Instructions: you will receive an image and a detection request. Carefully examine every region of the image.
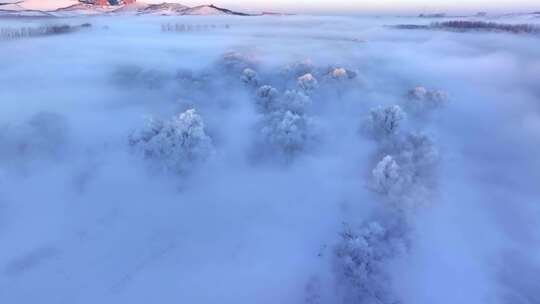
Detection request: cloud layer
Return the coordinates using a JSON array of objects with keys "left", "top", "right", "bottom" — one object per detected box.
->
[{"left": 0, "top": 15, "right": 539, "bottom": 304}]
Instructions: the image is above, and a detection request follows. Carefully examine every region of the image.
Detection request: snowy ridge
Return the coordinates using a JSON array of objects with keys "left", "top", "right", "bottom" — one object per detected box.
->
[
  {"left": 52, "top": 3, "right": 118, "bottom": 16},
  {"left": 0, "top": 1, "right": 254, "bottom": 17}
]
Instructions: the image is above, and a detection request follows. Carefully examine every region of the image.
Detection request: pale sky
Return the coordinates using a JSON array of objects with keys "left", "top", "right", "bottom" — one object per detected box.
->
[{"left": 144, "top": 0, "right": 540, "bottom": 14}]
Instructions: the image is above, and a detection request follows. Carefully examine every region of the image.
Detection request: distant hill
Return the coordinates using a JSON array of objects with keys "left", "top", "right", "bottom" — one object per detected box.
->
[
  {"left": 136, "top": 3, "right": 190, "bottom": 15},
  {"left": 180, "top": 4, "right": 251, "bottom": 16},
  {"left": 79, "top": 0, "right": 135, "bottom": 5}
]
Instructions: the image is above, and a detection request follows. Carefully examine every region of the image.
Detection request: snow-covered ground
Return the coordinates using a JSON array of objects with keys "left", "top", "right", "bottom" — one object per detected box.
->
[{"left": 0, "top": 15, "right": 539, "bottom": 304}]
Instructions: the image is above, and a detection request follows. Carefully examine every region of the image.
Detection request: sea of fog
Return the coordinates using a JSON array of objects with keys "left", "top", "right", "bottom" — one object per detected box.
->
[{"left": 0, "top": 15, "right": 539, "bottom": 304}]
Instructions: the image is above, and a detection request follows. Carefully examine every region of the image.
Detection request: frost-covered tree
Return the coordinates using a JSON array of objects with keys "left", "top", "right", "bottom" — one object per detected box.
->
[
  {"left": 255, "top": 85, "right": 280, "bottom": 113},
  {"left": 129, "top": 109, "right": 214, "bottom": 174},
  {"left": 241, "top": 68, "right": 259, "bottom": 87},
  {"left": 260, "top": 110, "right": 317, "bottom": 157},
  {"left": 281, "top": 90, "right": 312, "bottom": 114},
  {"left": 373, "top": 132, "right": 439, "bottom": 206},
  {"left": 406, "top": 86, "right": 448, "bottom": 113},
  {"left": 297, "top": 73, "right": 319, "bottom": 94},
  {"left": 330, "top": 68, "right": 348, "bottom": 80},
  {"left": 323, "top": 66, "right": 359, "bottom": 81},
  {"left": 371, "top": 155, "right": 410, "bottom": 197},
  {"left": 334, "top": 220, "right": 408, "bottom": 304},
  {"left": 362, "top": 105, "right": 406, "bottom": 140},
  {"left": 255, "top": 87, "right": 311, "bottom": 115},
  {"left": 394, "top": 132, "right": 439, "bottom": 178},
  {"left": 407, "top": 86, "right": 428, "bottom": 100}
]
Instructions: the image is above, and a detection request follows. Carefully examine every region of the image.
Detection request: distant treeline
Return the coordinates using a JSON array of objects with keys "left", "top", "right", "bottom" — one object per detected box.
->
[
  {"left": 161, "top": 23, "right": 231, "bottom": 33},
  {"left": 0, "top": 23, "right": 91, "bottom": 40},
  {"left": 431, "top": 20, "right": 540, "bottom": 34},
  {"left": 393, "top": 20, "right": 540, "bottom": 35}
]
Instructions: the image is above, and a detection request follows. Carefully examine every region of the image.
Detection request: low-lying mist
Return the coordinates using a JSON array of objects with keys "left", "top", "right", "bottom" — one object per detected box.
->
[{"left": 0, "top": 15, "right": 539, "bottom": 304}]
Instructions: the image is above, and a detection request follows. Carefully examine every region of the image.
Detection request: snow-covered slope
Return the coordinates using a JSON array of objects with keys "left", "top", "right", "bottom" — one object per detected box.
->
[
  {"left": 0, "top": 3, "right": 25, "bottom": 10},
  {"left": 0, "top": 1, "right": 59, "bottom": 16},
  {"left": 182, "top": 5, "right": 229, "bottom": 15}
]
